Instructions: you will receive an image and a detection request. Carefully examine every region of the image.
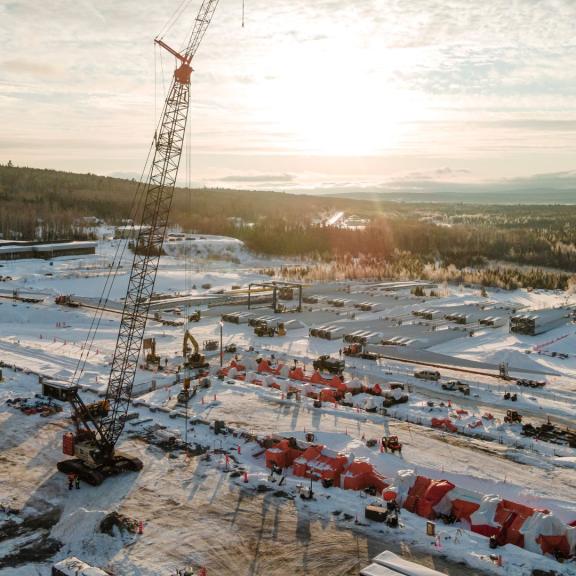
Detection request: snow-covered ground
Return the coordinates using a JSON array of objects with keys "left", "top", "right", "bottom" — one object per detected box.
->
[{"left": 1, "top": 238, "right": 576, "bottom": 575}]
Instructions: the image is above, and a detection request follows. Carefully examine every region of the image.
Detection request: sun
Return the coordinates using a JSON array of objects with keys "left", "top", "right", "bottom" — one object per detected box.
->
[{"left": 244, "top": 34, "right": 427, "bottom": 157}]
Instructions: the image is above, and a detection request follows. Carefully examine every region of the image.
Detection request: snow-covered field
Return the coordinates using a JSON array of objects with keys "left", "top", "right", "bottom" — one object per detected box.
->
[{"left": 1, "top": 237, "right": 575, "bottom": 575}]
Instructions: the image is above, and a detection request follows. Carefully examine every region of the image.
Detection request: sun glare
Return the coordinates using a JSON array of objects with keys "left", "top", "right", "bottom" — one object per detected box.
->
[{"left": 245, "top": 32, "right": 428, "bottom": 156}]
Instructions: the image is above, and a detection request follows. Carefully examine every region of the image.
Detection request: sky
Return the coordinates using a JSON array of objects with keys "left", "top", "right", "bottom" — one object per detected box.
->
[{"left": 1, "top": 0, "right": 575, "bottom": 195}]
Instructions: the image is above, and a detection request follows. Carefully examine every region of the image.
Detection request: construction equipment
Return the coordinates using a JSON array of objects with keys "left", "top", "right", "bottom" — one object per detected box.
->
[
  {"left": 203, "top": 339, "right": 219, "bottom": 351},
  {"left": 143, "top": 337, "right": 161, "bottom": 367},
  {"left": 441, "top": 380, "right": 470, "bottom": 396},
  {"left": 55, "top": 294, "right": 79, "bottom": 308},
  {"left": 414, "top": 369, "right": 441, "bottom": 381},
  {"left": 343, "top": 343, "right": 378, "bottom": 360},
  {"left": 254, "top": 322, "right": 286, "bottom": 337},
  {"left": 312, "top": 355, "right": 345, "bottom": 375},
  {"left": 177, "top": 376, "right": 211, "bottom": 404},
  {"left": 188, "top": 310, "right": 201, "bottom": 322},
  {"left": 504, "top": 410, "right": 523, "bottom": 424},
  {"left": 382, "top": 392, "right": 409, "bottom": 408},
  {"left": 53, "top": 0, "right": 221, "bottom": 485},
  {"left": 515, "top": 378, "right": 546, "bottom": 388},
  {"left": 382, "top": 436, "right": 402, "bottom": 454},
  {"left": 522, "top": 419, "right": 576, "bottom": 448},
  {"left": 182, "top": 330, "right": 209, "bottom": 370}
]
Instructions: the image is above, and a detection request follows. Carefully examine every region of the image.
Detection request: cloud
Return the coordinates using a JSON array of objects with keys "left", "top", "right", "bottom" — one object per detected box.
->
[{"left": 0, "top": 0, "right": 575, "bottom": 185}]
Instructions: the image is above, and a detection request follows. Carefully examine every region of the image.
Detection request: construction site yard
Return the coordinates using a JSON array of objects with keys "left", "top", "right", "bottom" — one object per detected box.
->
[{"left": 1, "top": 236, "right": 576, "bottom": 576}]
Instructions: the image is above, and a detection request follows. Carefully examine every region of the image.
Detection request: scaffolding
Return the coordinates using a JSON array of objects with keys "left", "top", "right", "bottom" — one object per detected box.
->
[{"left": 247, "top": 281, "right": 304, "bottom": 313}]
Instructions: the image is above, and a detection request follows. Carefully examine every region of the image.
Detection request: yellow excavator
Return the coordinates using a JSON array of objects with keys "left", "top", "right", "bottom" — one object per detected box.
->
[{"left": 183, "top": 330, "right": 209, "bottom": 370}]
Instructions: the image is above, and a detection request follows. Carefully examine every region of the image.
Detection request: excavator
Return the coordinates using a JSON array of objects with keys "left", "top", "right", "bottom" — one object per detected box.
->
[
  {"left": 50, "top": 0, "right": 221, "bottom": 485},
  {"left": 182, "top": 330, "right": 209, "bottom": 370}
]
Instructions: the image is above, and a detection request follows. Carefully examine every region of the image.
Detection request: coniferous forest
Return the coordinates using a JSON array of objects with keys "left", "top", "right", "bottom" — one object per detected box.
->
[{"left": 1, "top": 163, "right": 575, "bottom": 290}]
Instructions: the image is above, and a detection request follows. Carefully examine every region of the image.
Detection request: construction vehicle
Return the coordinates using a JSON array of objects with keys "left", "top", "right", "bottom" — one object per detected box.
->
[
  {"left": 441, "top": 380, "right": 470, "bottom": 396},
  {"left": 143, "top": 338, "right": 161, "bottom": 367},
  {"left": 182, "top": 330, "right": 209, "bottom": 370},
  {"left": 254, "top": 322, "right": 286, "bottom": 337},
  {"left": 382, "top": 392, "right": 409, "bottom": 408},
  {"left": 312, "top": 355, "right": 345, "bottom": 375},
  {"left": 55, "top": 294, "right": 79, "bottom": 308},
  {"left": 203, "top": 339, "right": 219, "bottom": 351},
  {"left": 504, "top": 410, "right": 523, "bottom": 424},
  {"left": 343, "top": 343, "right": 378, "bottom": 360},
  {"left": 381, "top": 436, "right": 402, "bottom": 454},
  {"left": 188, "top": 310, "right": 201, "bottom": 322},
  {"left": 177, "top": 376, "right": 211, "bottom": 404},
  {"left": 414, "top": 369, "right": 441, "bottom": 381},
  {"left": 515, "top": 378, "right": 546, "bottom": 388},
  {"left": 51, "top": 0, "right": 221, "bottom": 485}
]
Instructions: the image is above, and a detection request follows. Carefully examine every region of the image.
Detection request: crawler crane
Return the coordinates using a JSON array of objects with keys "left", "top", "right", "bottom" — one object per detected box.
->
[{"left": 54, "top": 0, "right": 221, "bottom": 485}]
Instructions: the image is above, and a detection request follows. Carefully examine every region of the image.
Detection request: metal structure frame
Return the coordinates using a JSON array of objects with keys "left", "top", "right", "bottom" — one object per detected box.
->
[{"left": 247, "top": 281, "right": 304, "bottom": 313}]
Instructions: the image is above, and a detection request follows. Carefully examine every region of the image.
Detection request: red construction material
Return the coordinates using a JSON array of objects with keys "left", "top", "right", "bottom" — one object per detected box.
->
[
  {"left": 292, "top": 445, "right": 348, "bottom": 485},
  {"left": 289, "top": 367, "right": 305, "bottom": 381},
  {"left": 452, "top": 499, "right": 481, "bottom": 522},
  {"left": 319, "top": 388, "right": 338, "bottom": 403},
  {"left": 404, "top": 476, "right": 455, "bottom": 519},
  {"left": 265, "top": 439, "right": 303, "bottom": 469},
  {"left": 342, "top": 460, "right": 388, "bottom": 492},
  {"left": 431, "top": 418, "right": 458, "bottom": 433},
  {"left": 230, "top": 359, "right": 245, "bottom": 372},
  {"left": 494, "top": 500, "right": 545, "bottom": 548},
  {"left": 538, "top": 534, "right": 571, "bottom": 558}
]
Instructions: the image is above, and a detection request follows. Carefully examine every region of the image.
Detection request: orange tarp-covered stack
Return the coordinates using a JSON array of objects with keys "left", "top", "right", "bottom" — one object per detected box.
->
[
  {"left": 265, "top": 439, "right": 303, "bottom": 470},
  {"left": 404, "top": 476, "right": 455, "bottom": 519},
  {"left": 494, "top": 499, "right": 545, "bottom": 548},
  {"left": 289, "top": 366, "right": 306, "bottom": 381},
  {"left": 293, "top": 445, "right": 348, "bottom": 485},
  {"left": 341, "top": 459, "right": 388, "bottom": 492}
]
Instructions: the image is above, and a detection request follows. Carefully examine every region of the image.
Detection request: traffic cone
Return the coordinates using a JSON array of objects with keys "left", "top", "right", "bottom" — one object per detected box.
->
[
  {"left": 243, "top": 471, "right": 248, "bottom": 483},
  {"left": 138, "top": 520, "right": 143, "bottom": 535}
]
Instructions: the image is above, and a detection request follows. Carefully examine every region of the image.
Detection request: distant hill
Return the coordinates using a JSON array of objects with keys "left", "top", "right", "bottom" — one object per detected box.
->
[
  {"left": 0, "top": 164, "right": 374, "bottom": 240},
  {"left": 328, "top": 188, "right": 576, "bottom": 205}
]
